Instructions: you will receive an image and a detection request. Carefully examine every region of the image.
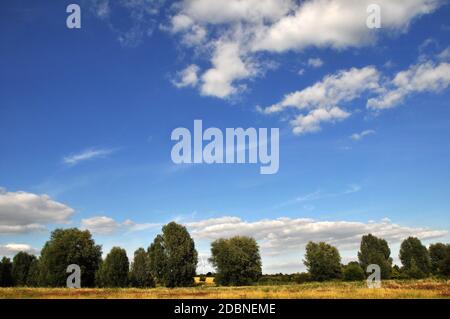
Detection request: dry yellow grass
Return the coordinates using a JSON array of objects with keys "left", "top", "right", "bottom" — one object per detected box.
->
[{"left": 0, "top": 279, "right": 448, "bottom": 299}]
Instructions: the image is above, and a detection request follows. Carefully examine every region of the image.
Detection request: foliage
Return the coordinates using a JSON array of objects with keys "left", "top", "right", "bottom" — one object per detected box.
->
[
  {"left": 304, "top": 241, "right": 342, "bottom": 281},
  {"left": 429, "top": 243, "right": 450, "bottom": 276},
  {"left": 0, "top": 257, "right": 14, "bottom": 287},
  {"left": 129, "top": 248, "right": 154, "bottom": 288},
  {"left": 26, "top": 258, "right": 42, "bottom": 287},
  {"left": 343, "top": 262, "right": 365, "bottom": 281},
  {"left": 12, "top": 252, "right": 36, "bottom": 286},
  {"left": 358, "top": 234, "right": 393, "bottom": 279},
  {"left": 96, "top": 247, "right": 129, "bottom": 287},
  {"left": 399, "top": 237, "right": 431, "bottom": 278},
  {"left": 39, "top": 228, "right": 102, "bottom": 287},
  {"left": 209, "top": 236, "right": 262, "bottom": 286},
  {"left": 148, "top": 222, "right": 198, "bottom": 287}
]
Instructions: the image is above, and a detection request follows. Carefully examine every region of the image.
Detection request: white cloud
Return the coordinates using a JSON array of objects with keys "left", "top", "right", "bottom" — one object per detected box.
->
[
  {"left": 367, "top": 62, "right": 450, "bottom": 109},
  {"left": 168, "top": 0, "right": 442, "bottom": 99},
  {"left": 0, "top": 243, "right": 39, "bottom": 257},
  {"left": 264, "top": 67, "right": 380, "bottom": 113},
  {"left": 187, "top": 216, "right": 448, "bottom": 255},
  {"left": 172, "top": 64, "right": 200, "bottom": 88},
  {"left": 350, "top": 129, "right": 376, "bottom": 141},
  {"left": 253, "top": 0, "right": 443, "bottom": 52},
  {"left": 81, "top": 216, "right": 158, "bottom": 235},
  {"left": 0, "top": 189, "right": 74, "bottom": 234},
  {"left": 262, "top": 66, "right": 380, "bottom": 134},
  {"left": 290, "top": 106, "right": 350, "bottom": 135},
  {"left": 438, "top": 46, "right": 450, "bottom": 60},
  {"left": 307, "top": 58, "right": 324, "bottom": 68},
  {"left": 63, "top": 147, "right": 116, "bottom": 166},
  {"left": 81, "top": 216, "right": 119, "bottom": 235},
  {"left": 200, "top": 41, "right": 255, "bottom": 98}
]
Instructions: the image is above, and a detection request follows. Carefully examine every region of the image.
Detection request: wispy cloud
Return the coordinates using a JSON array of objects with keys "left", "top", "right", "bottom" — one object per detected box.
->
[
  {"left": 63, "top": 148, "right": 116, "bottom": 166},
  {"left": 274, "top": 184, "right": 362, "bottom": 209},
  {"left": 350, "top": 130, "right": 376, "bottom": 141}
]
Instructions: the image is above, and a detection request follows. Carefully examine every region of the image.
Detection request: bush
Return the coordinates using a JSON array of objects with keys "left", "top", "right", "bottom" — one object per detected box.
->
[
  {"left": 343, "top": 262, "right": 365, "bottom": 281},
  {"left": 293, "top": 272, "right": 311, "bottom": 284}
]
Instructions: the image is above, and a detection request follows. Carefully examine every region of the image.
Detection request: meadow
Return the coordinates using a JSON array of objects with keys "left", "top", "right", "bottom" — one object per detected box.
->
[{"left": 0, "top": 279, "right": 449, "bottom": 299}]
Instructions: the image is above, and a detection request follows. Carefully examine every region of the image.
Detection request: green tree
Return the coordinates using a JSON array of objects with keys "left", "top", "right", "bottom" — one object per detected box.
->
[
  {"left": 147, "top": 235, "right": 166, "bottom": 285},
  {"left": 12, "top": 252, "right": 36, "bottom": 286},
  {"left": 358, "top": 234, "right": 393, "bottom": 279},
  {"left": 399, "top": 237, "right": 431, "bottom": 278},
  {"left": 428, "top": 243, "right": 450, "bottom": 276},
  {"left": 130, "top": 248, "right": 154, "bottom": 288},
  {"left": 303, "top": 241, "right": 342, "bottom": 281},
  {"left": 148, "top": 222, "right": 197, "bottom": 287},
  {"left": 26, "top": 258, "right": 42, "bottom": 287},
  {"left": 209, "top": 236, "right": 262, "bottom": 286},
  {"left": 39, "top": 228, "right": 102, "bottom": 287},
  {"left": 343, "top": 261, "right": 365, "bottom": 281},
  {"left": 96, "top": 247, "right": 129, "bottom": 287},
  {"left": 0, "top": 257, "right": 14, "bottom": 287}
]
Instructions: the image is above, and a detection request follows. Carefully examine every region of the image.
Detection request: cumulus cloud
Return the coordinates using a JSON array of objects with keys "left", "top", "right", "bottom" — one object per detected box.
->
[
  {"left": 367, "top": 62, "right": 450, "bottom": 109},
  {"left": 166, "top": 0, "right": 443, "bottom": 99},
  {"left": 262, "top": 66, "right": 380, "bottom": 134},
  {"left": 172, "top": 64, "right": 200, "bottom": 88},
  {"left": 63, "top": 147, "right": 116, "bottom": 166},
  {"left": 0, "top": 243, "right": 39, "bottom": 257},
  {"left": 350, "top": 129, "right": 376, "bottom": 141},
  {"left": 187, "top": 216, "right": 448, "bottom": 254},
  {"left": 252, "top": 0, "right": 443, "bottom": 52},
  {"left": 81, "top": 216, "right": 158, "bottom": 235},
  {"left": 0, "top": 189, "right": 74, "bottom": 234},
  {"left": 200, "top": 41, "right": 255, "bottom": 98}
]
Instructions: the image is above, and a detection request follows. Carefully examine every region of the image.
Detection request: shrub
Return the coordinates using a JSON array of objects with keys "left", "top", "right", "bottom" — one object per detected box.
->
[{"left": 343, "top": 262, "right": 365, "bottom": 281}]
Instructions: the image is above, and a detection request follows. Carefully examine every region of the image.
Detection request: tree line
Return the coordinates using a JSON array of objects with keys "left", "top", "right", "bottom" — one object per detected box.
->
[{"left": 0, "top": 223, "right": 449, "bottom": 287}]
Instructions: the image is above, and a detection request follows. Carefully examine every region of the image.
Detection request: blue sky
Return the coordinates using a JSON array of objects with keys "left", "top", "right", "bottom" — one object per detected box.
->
[{"left": 1, "top": 0, "right": 450, "bottom": 273}]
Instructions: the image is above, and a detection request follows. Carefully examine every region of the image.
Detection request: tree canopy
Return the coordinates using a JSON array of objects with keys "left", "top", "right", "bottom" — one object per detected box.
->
[
  {"left": 148, "top": 222, "right": 197, "bottom": 287},
  {"left": 39, "top": 228, "right": 102, "bottom": 287},
  {"left": 358, "top": 234, "right": 393, "bottom": 279},
  {"left": 304, "top": 241, "right": 342, "bottom": 281},
  {"left": 209, "top": 236, "right": 262, "bottom": 286}
]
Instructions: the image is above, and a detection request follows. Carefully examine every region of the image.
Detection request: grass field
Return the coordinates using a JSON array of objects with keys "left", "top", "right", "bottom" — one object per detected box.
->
[{"left": 1, "top": 279, "right": 449, "bottom": 299}]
